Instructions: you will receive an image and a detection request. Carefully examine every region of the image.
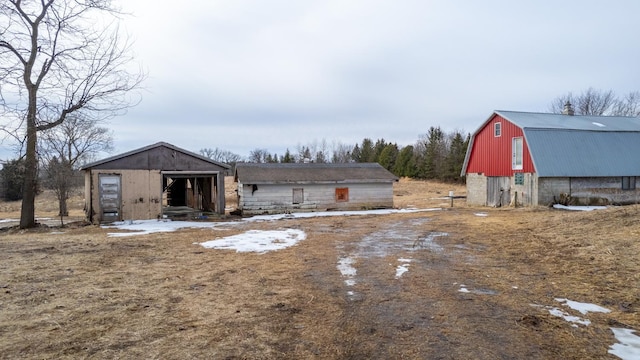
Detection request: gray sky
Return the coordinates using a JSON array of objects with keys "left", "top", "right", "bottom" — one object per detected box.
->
[{"left": 6, "top": 1, "right": 640, "bottom": 160}]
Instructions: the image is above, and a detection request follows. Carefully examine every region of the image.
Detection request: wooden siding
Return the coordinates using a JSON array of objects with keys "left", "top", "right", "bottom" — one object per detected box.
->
[
  {"left": 466, "top": 115, "right": 534, "bottom": 176},
  {"left": 87, "top": 169, "right": 163, "bottom": 222},
  {"left": 237, "top": 182, "right": 394, "bottom": 215}
]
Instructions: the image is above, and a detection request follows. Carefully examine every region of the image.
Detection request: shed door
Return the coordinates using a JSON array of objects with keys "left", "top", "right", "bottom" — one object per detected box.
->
[
  {"left": 99, "top": 174, "right": 122, "bottom": 222},
  {"left": 487, "top": 177, "right": 510, "bottom": 207},
  {"left": 292, "top": 188, "right": 304, "bottom": 204}
]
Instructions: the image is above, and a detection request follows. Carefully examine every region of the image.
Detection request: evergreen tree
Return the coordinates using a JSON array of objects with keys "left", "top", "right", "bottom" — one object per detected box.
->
[
  {"left": 0, "top": 158, "right": 27, "bottom": 201},
  {"left": 393, "top": 145, "right": 415, "bottom": 177},
  {"left": 282, "top": 149, "right": 294, "bottom": 163},
  {"left": 373, "top": 138, "right": 388, "bottom": 163},
  {"left": 443, "top": 131, "right": 468, "bottom": 182},
  {"left": 351, "top": 144, "right": 361, "bottom": 162},
  {"left": 378, "top": 143, "right": 398, "bottom": 172},
  {"left": 358, "top": 138, "right": 375, "bottom": 162}
]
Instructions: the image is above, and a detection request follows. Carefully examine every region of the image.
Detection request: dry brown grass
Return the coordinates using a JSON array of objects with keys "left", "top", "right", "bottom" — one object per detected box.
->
[{"left": 0, "top": 178, "right": 638, "bottom": 359}]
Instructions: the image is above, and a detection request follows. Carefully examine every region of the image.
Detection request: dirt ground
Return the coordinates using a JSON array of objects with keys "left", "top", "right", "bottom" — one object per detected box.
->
[{"left": 1, "top": 178, "right": 639, "bottom": 359}]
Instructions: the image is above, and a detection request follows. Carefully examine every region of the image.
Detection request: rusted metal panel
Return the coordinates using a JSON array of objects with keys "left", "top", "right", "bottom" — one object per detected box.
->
[{"left": 465, "top": 114, "right": 534, "bottom": 176}]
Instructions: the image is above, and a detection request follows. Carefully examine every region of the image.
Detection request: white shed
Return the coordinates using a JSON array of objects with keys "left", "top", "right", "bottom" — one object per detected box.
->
[{"left": 234, "top": 163, "right": 399, "bottom": 215}]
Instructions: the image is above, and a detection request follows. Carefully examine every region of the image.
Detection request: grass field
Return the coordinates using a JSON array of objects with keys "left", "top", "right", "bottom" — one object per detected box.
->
[{"left": 1, "top": 178, "right": 638, "bottom": 359}]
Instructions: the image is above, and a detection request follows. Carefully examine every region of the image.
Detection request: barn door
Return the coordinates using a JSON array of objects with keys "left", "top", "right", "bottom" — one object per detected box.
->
[
  {"left": 99, "top": 174, "right": 122, "bottom": 222},
  {"left": 487, "top": 177, "right": 510, "bottom": 207}
]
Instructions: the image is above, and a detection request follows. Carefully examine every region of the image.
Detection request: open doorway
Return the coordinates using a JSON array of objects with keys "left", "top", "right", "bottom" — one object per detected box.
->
[{"left": 162, "top": 172, "right": 220, "bottom": 218}]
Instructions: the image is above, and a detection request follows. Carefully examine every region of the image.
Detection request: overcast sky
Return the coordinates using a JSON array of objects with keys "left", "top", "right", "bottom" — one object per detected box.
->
[{"left": 5, "top": 1, "right": 640, "bottom": 161}]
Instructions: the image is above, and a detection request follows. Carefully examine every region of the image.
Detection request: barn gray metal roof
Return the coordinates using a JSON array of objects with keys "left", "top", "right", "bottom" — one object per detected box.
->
[
  {"left": 495, "top": 110, "right": 640, "bottom": 131},
  {"left": 234, "top": 163, "right": 399, "bottom": 184},
  {"left": 498, "top": 111, "right": 640, "bottom": 177},
  {"left": 525, "top": 129, "right": 640, "bottom": 176}
]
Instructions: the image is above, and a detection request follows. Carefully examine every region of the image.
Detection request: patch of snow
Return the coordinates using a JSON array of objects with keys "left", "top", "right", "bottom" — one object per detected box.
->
[
  {"left": 548, "top": 307, "right": 591, "bottom": 326},
  {"left": 555, "top": 298, "right": 611, "bottom": 315},
  {"left": 474, "top": 213, "right": 489, "bottom": 217},
  {"left": 199, "top": 229, "right": 306, "bottom": 253},
  {"left": 105, "top": 219, "right": 225, "bottom": 237},
  {"left": 0, "top": 219, "right": 16, "bottom": 223},
  {"left": 458, "top": 285, "right": 470, "bottom": 293},
  {"left": 553, "top": 204, "right": 607, "bottom": 212},
  {"left": 337, "top": 257, "right": 357, "bottom": 286},
  {"left": 610, "top": 328, "right": 640, "bottom": 360},
  {"left": 103, "top": 208, "right": 442, "bottom": 237},
  {"left": 395, "top": 258, "right": 413, "bottom": 278}
]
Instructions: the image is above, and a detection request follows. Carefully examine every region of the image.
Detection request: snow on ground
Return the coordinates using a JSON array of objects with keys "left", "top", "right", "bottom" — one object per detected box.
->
[
  {"left": 547, "top": 307, "right": 592, "bottom": 327},
  {"left": 105, "top": 219, "right": 225, "bottom": 237},
  {"left": 337, "top": 256, "right": 357, "bottom": 286},
  {"left": 199, "top": 229, "right": 306, "bottom": 254},
  {"left": 610, "top": 328, "right": 640, "bottom": 360},
  {"left": 553, "top": 204, "right": 607, "bottom": 211},
  {"left": 395, "top": 258, "right": 412, "bottom": 279},
  {"left": 555, "top": 298, "right": 611, "bottom": 315},
  {"left": 103, "top": 208, "right": 441, "bottom": 237}
]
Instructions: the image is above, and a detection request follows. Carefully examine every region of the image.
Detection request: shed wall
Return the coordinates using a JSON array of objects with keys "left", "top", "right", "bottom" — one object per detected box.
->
[
  {"left": 237, "top": 182, "right": 394, "bottom": 215},
  {"left": 88, "top": 169, "right": 162, "bottom": 222}
]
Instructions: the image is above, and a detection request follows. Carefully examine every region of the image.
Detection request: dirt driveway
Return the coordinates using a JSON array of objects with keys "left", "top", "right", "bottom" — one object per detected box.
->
[{"left": 0, "top": 179, "right": 638, "bottom": 359}]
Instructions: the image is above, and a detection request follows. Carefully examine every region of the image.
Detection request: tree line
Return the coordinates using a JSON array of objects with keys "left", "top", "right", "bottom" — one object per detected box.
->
[{"left": 200, "top": 127, "right": 471, "bottom": 183}]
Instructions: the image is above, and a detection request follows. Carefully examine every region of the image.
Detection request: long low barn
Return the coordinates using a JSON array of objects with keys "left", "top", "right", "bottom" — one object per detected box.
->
[{"left": 234, "top": 163, "right": 399, "bottom": 215}]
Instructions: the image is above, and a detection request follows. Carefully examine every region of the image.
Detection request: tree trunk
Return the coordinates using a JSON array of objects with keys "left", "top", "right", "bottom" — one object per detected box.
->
[
  {"left": 58, "top": 194, "right": 69, "bottom": 217},
  {"left": 20, "top": 122, "right": 38, "bottom": 229}
]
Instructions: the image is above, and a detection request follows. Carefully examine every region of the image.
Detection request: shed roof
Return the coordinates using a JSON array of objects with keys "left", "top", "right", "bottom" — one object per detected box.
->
[
  {"left": 80, "top": 142, "right": 231, "bottom": 171},
  {"left": 235, "top": 163, "right": 399, "bottom": 184},
  {"left": 463, "top": 111, "right": 640, "bottom": 177}
]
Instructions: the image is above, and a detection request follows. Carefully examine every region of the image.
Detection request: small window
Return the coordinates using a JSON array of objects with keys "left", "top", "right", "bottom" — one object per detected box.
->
[
  {"left": 622, "top": 177, "right": 636, "bottom": 190},
  {"left": 512, "top": 137, "right": 523, "bottom": 170},
  {"left": 292, "top": 188, "right": 304, "bottom": 204},
  {"left": 494, "top": 122, "right": 501, "bottom": 137},
  {"left": 335, "top": 188, "right": 349, "bottom": 202}
]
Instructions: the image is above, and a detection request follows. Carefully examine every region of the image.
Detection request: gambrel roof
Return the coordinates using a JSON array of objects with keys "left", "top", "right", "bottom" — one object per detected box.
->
[
  {"left": 463, "top": 111, "right": 640, "bottom": 177},
  {"left": 80, "top": 142, "right": 230, "bottom": 171},
  {"left": 235, "top": 163, "right": 399, "bottom": 184}
]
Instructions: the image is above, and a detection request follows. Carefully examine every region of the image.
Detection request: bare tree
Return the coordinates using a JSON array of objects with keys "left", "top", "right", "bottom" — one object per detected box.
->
[
  {"left": 0, "top": 1, "right": 144, "bottom": 228},
  {"left": 39, "top": 114, "right": 114, "bottom": 217},
  {"left": 40, "top": 115, "right": 114, "bottom": 168},
  {"left": 248, "top": 148, "right": 269, "bottom": 163},
  {"left": 199, "top": 147, "right": 242, "bottom": 164},
  {"left": 43, "top": 156, "right": 74, "bottom": 221},
  {"left": 611, "top": 91, "right": 640, "bottom": 117},
  {"left": 330, "top": 141, "right": 353, "bottom": 163},
  {"left": 549, "top": 88, "right": 632, "bottom": 116}
]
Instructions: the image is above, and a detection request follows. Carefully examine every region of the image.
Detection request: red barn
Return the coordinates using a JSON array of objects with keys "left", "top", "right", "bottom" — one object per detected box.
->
[{"left": 461, "top": 106, "right": 640, "bottom": 206}]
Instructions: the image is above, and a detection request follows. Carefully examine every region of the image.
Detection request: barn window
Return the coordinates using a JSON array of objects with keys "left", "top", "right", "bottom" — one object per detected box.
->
[
  {"left": 622, "top": 177, "right": 636, "bottom": 190},
  {"left": 512, "top": 137, "right": 523, "bottom": 170},
  {"left": 292, "top": 188, "right": 304, "bottom": 204},
  {"left": 335, "top": 188, "right": 349, "bottom": 202},
  {"left": 494, "top": 122, "right": 501, "bottom": 137}
]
